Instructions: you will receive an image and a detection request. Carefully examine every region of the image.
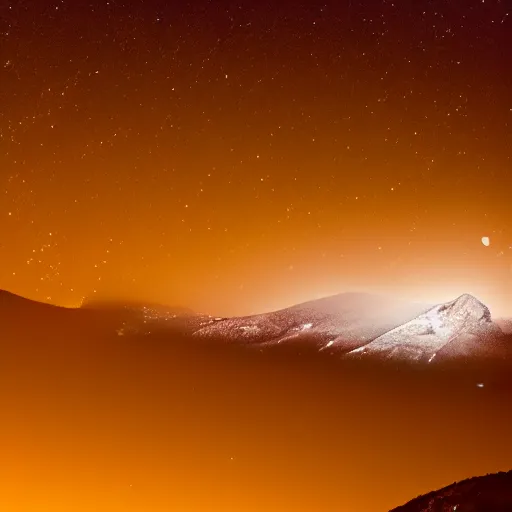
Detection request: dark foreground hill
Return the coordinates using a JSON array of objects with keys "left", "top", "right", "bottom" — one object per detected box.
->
[{"left": 390, "top": 470, "right": 512, "bottom": 511}]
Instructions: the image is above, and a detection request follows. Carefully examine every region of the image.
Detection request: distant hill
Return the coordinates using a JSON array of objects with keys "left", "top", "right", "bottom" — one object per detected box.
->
[
  {"left": 80, "top": 296, "right": 196, "bottom": 317},
  {"left": 0, "top": 289, "right": 61, "bottom": 309},
  {"left": 0, "top": 289, "right": 133, "bottom": 337},
  {"left": 390, "top": 470, "right": 512, "bottom": 511}
]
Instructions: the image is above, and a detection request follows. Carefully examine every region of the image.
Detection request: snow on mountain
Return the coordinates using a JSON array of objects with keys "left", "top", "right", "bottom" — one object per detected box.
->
[
  {"left": 193, "top": 292, "right": 431, "bottom": 352},
  {"left": 346, "top": 294, "right": 504, "bottom": 363},
  {"left": 192, "top": 292, "right": 510, "bottom": 362}
]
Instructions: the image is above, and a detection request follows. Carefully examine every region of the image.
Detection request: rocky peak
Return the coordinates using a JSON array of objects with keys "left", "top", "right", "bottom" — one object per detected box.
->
[{"left": 438, "top": 293, "right": 492, "bottom": 322}]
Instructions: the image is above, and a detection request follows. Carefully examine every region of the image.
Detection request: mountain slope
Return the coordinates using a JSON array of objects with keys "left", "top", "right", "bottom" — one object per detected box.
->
[
  {"left": 390, "top": 470, "right": 512, "bottom": 511},
  {"left": 347, "top": 294, "right": 504, "bottom": 363},
  {"left": 193, "top": 292, "right": 431, "bottom": 352},
  {"left": 0, "top": 289, "right": 134, "bottom": 339}
]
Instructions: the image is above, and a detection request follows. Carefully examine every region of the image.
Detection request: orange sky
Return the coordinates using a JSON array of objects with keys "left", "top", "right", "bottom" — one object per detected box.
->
[{"left": 1, "top": 0, "right": 511, "bottom": 316}]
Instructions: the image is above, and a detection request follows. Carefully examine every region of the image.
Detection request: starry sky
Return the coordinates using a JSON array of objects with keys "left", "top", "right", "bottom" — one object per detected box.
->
[{"left": 1, "top": 0, "right": 511, "bottom": 316}]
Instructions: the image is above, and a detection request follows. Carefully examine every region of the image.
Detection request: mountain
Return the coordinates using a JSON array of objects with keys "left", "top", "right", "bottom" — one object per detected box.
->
[
  {"left": 0, "top": 289, "right": 59, "bottom": 309},
  {"left": 0, "top": 289, "right": 136, "bottom": 339},
  {"left": 81, "top": 297, "right": 196, "bottom": 317},
  {"left": 0, "top": 289, "right": 80, "bottom": 323},
  {"left": 1, "top": 289, "right": 509, "bottom": 364},
  {"left": 193, "top": 292, "right": 432, "bottom": 352},
  {"left": 346, "top": 294, "right": 505, "bottom": 363},
  {"left": 390, "top": 470, "right": 512, "bottom": 511},
  {"left": 192, "top": 292, "right": 510, "bottom": 363},
  {"left": 80, "top": 296, "right": 200, "bottom": 335}
]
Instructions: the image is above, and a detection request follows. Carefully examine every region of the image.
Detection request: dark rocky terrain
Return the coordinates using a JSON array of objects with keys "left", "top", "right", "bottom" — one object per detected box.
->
[{"left": 390, "top": 470, "right": 512, "bottom": 511}]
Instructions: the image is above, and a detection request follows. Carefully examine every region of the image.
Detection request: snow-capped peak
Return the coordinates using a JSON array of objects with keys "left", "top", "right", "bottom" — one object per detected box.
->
[{"left": 345, "top": 294, "right": 500, "bottom": 362}]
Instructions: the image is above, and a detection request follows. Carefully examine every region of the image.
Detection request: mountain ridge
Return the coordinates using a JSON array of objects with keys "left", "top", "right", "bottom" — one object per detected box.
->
[
  {"left": 346, "top": 293, "right": 503, "bottom": 362},
  {"left": 390, "top": 469, "right": 512, "bottom": 511},
  {"left": 0, "top": 289, "right": 509, "bottom": 363}
]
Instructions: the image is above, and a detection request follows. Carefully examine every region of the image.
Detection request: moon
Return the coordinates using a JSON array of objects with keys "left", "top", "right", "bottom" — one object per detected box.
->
[{"left": 481, "top": 236, "right": 490, "bottom": 247}]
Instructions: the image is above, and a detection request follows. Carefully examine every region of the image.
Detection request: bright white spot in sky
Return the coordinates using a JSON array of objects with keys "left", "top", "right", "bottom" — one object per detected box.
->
[
  {"left": 477, "top": 383, "right": 484, "bottom": 388},
  {"left": 481, "top": 236, "right": 490, "bottom": 247}
]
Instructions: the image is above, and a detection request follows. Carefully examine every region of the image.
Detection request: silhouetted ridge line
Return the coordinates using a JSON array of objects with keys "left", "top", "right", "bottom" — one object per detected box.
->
[{"left": 390, "top": 469, "right": 512, "bottom": 511}]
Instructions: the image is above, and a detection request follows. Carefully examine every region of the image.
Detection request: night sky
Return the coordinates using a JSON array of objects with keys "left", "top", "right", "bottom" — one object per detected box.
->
[{"left": 1, "top": 0, "right": 511, "bottom": 316}]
